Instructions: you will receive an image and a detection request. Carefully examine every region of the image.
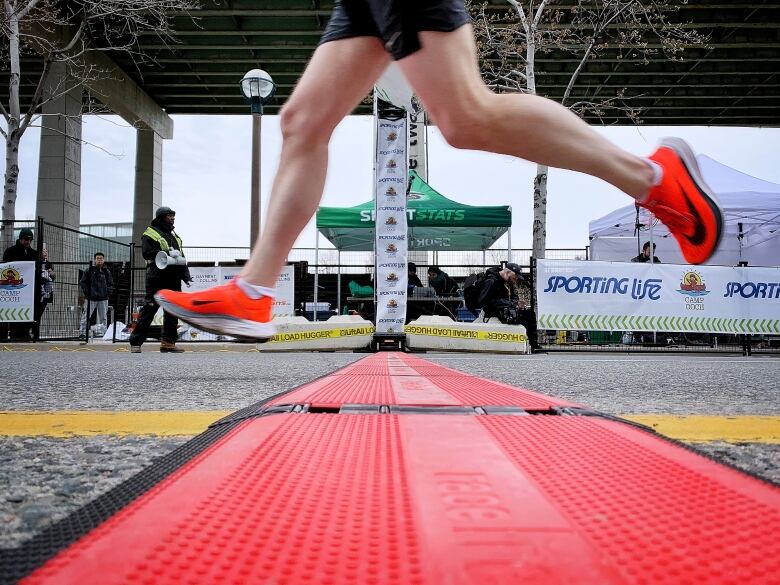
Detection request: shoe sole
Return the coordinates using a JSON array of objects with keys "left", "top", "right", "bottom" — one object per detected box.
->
[
  {"left": 660, "top": 137, "right": 725, "bottom": 261},
  {"left": 154, "top": 294, "right": 276, "bottom": 341}
]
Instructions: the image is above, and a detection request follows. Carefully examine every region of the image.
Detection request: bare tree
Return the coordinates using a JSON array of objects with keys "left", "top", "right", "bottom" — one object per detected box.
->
[
  {"left": 1, "top": 0, "right": 197, "bottom": 248},
  {"left": 469, "top": 0, "right": 706, "bottom": 259}
]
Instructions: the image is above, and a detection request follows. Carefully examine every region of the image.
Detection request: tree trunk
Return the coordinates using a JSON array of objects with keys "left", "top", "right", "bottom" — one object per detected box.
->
[
  {"left": 526, "top": 28, "right": 547, "bottom": 260},
  {"left": 2, "top": 6, "right": 22, "bottom": 250},
  {"left": 3, "top": 136, "right": 20, "bottom": 250},
  {"left": 532, "top": 165, "right": 548, "bottom": 259}
]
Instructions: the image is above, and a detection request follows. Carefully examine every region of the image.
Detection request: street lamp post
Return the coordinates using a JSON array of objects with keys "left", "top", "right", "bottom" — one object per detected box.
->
[{"left": 240, "top": 69, "right": 276, "bottom": 250}]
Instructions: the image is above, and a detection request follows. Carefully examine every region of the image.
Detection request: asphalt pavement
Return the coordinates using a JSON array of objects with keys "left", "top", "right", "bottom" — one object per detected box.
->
[{"left": 1, "top": 349, "right": 778, "bottom": 549}]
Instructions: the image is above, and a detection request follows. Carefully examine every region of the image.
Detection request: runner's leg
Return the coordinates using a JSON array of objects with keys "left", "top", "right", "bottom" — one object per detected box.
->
[
  {"left": 397, "top": 26, "right": 655, "bottom": 198},
  {"left": 240, "top": 37, "right": 390, "bottom": 286}
]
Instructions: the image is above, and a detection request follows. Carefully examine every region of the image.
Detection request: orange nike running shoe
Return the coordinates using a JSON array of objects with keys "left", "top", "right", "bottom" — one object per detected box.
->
[
  {"left": 641, "top": 137, "right": 724, "bottom": 265},
  {"left": 154, "top": 279, "right": 275, "bottom": 340}
]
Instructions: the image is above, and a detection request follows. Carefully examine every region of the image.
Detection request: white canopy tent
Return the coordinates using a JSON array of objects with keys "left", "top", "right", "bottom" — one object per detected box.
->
[{"left": 589, "top": 155, "right": 780, "bottom": 267}]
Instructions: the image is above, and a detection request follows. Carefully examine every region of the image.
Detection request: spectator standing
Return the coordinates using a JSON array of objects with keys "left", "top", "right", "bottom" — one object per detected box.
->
[
  {"left": 38, "top": 246, "right": 55, "bottom": 325},
  {"left": 79, "top": 252, "right": 113, "bottom": 339},
  {"left": 407, "top": 262, "right": 423, "bottom": 290},
  {"left": 129, "top": 207, "right": 191, "bottom": 353},
  {"left": 2, "top": 228, "right": 38, "bottom": 263}
]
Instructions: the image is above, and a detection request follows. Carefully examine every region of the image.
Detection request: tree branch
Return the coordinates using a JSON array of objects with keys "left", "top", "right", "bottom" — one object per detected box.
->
[
  {"left": 19, "top": 56, "right": 50, "bottom": 134},
  {"left": 53, "top": 17, "right": 87, "bottom": 56},
  {"left": 562, "top": 38, "right": 596, "bottom": 106},
  {"left": 506, "top": 0, "right": 530, "bottom": 35},
  {"left": 17, "top": 0, "right": 41, "bottom": 21},
  {"left": 532, "top": 0, "right": 551, "bottom": 30}
]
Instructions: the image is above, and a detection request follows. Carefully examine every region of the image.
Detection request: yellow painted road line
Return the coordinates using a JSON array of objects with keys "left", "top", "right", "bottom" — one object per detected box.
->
[
  {"left": 623, "top": 415, "right": 780, "bottom": 444},
  {"left": 0, "top": 411, "right": 232, "bottom": 437},
  {"left": 1, "top": 412, "right": 779, "bottom": 442}
]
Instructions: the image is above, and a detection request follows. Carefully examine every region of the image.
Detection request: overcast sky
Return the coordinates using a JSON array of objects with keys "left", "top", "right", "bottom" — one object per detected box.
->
[{"left": 8, "top": 115, "right": 780, "bottom": 251}]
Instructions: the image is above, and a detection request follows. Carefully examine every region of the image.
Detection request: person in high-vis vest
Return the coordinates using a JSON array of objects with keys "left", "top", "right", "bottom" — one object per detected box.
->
[{"left": 129, "top": 207, "right": 192, "bottom": 353}]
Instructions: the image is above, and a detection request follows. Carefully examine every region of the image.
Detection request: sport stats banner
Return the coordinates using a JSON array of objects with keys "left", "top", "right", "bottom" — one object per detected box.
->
[
  {"left": 374, "top": 100, "right": 408, "bottom": 335},
  {"left": 0, "top": 261, "right": 35, "bottom": 322},
  {"left": 536, "top": 259, "right": 780, "bottom": 334}
]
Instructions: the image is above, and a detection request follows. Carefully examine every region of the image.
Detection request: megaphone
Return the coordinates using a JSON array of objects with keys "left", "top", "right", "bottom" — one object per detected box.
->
[{"left": 155, "top": 249, "right": 187, "bottom": 269}]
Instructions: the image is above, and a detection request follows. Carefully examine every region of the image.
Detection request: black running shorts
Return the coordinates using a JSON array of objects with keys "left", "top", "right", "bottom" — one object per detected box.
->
[{"left": 319, "top": 0, "right": 471, "bottom": 60}]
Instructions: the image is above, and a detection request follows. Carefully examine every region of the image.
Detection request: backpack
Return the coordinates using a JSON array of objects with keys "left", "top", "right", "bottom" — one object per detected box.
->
[{"left": 462, "top": 272, "right": 488, "bottom": 314}]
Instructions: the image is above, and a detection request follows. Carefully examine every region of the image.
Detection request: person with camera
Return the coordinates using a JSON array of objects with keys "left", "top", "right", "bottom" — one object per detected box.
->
[
  {"left": 129, "top": 207, "right": 191, "bottom": 353},
  {"left": 471, "top": 263, "right": 540, "bottom": 352}
]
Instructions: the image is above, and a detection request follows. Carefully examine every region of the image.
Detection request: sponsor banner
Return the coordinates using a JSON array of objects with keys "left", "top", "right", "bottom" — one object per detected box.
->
[
  {"left": 220, "top": 266, "right": 241, "bottom": 283},
  {"left": 537, "top": 260, "right": 780, "bottom": 334},
  {"left": 269, "top": 326, "right": 375, "bottom": 344},
  {"left": 0, "top": 261, "right": 35, "bottom": 322},
  {"left": 273, "top": 265, "right": 295, "bottom": 316},
  {"left": 408, "top": 110, "right": 427, "bottom": 181},
  {"left": 405, "top": 324, "right": 528, "bottom": 343},
  {"left": 375, "top": 100, "right": 408, "bottom": 333},
  {"left": 188, "top": 267, "right": 220, "bottom": 291},
  {"left": 186, "top": 265, "right": 294, "bottom": 317}
]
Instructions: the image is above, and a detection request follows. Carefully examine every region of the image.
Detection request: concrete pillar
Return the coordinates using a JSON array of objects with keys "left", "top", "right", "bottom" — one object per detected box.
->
[
  {"left": 132, "top": 128, "right": 163, "bottom": 249},
  {"left": 35, "top": 61, "right": 82, "bottom": 231}
]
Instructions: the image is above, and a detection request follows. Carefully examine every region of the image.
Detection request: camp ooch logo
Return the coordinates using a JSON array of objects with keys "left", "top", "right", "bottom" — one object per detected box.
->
[
  {"left": 0, "top": 268, "right": 26, "bottom": 289},
  {"left": 677, "top": 271, "right": 709, "bottom": 297}
]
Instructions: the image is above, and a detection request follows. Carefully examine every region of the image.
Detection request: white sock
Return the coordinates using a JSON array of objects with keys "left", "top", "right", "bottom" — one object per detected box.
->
[
  {"left": 236, "top": 277, "right": 275, "bottom": 299},
  {"left": 645, "top": 159, "right": 664, "bottom": 186},
  {"left": 636, "top": 159, "right": 664, "bottom": 203}
]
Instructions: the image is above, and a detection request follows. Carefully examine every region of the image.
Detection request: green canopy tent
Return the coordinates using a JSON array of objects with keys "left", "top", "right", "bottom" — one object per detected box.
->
[
  {"left": 316, "top": 171, "right": 512, "bottom": 251},
  {"left": 313, "top": 172, "right": 512, "bottom": 315}
]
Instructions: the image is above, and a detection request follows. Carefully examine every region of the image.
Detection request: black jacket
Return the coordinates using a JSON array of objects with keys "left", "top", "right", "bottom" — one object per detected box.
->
[
  {"left": 477, "top": 267, "right": 518, "bottom": 316},
  {"left": 80, "top": 266, "right": 113, "bottom": 301},
  {"left": 631, "top": 253, "right": 661, "bottom": 264},
  {"left": 3, "top": 241, "right": 38, "bottom": 263},
  {"left": 141, "top": 219, "right": 192, "bottom": 284},
  {"left": 429, "top": 270, "right": 458, "bottom": 296}
]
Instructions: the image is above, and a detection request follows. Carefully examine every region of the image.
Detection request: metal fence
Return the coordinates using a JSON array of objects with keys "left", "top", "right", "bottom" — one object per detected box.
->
[
  {"left": 1, "top": 219, "right": 134, "bottom": 342},
  {"left": 3, "top": 224, "right": 774, "bottom": 353}
]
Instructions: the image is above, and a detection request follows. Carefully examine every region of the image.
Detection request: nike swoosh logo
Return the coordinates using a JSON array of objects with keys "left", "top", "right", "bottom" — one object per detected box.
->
[
  {"left": 679, "top": 179, "right": 707, "bottom": 247},
  {"left": 192, "top": 299, "right": 220, "bottom": 306}
]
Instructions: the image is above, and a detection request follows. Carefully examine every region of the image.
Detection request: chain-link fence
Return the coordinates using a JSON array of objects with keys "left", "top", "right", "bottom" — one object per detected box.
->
[
  {"left": 4, "top": 223, "right": 774, "bottom": 354},
  {"left": 0, "top": 219, "right": 136, "bottom": 342}
]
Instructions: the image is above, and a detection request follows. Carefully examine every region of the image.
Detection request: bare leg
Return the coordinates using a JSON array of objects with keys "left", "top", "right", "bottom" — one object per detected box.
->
[
  {"left": 240, "top": 37, "right": 390, "bottom": 286},
  {"left": 397, "top": 26, "right": 655, "bottom": 198}
]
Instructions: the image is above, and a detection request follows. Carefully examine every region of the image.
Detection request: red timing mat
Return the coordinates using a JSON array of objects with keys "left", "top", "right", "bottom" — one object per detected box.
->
[{"left": 20, "top": 353, "right": 780, "bottom": 585}]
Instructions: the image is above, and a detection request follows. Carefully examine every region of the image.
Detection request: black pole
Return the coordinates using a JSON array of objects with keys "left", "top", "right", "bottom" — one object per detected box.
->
[
  {"left": 33, "top": 217, "right": 44, "bottom": 342},
  {"left": 84, "top": 264, "right": 91, "bottom": 344}
]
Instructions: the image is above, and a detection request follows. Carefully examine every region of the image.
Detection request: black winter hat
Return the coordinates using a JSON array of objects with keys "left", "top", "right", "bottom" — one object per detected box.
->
[
  {"left": 155, "top": 206, "right": 175, "bottom": 219},
  {"left": 18, "top": 228, "right": 34, "bottom": 240}
]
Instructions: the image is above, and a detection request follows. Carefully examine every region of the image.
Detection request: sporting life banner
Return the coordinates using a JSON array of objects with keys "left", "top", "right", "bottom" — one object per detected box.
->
[
  {"left": 536, "top": 260, "right": 780, "bottom": 334},
  {"left": 374, "top": 99, "right": 408, "bottom": 334},
  {"left": 0, "top": 261, "right": 35, "bottom": 322}
]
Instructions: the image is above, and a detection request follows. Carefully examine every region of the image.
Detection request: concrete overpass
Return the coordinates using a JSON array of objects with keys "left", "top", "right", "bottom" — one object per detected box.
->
[{"left": 3, "top": 0, "right": 779, "bottom": 244}]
